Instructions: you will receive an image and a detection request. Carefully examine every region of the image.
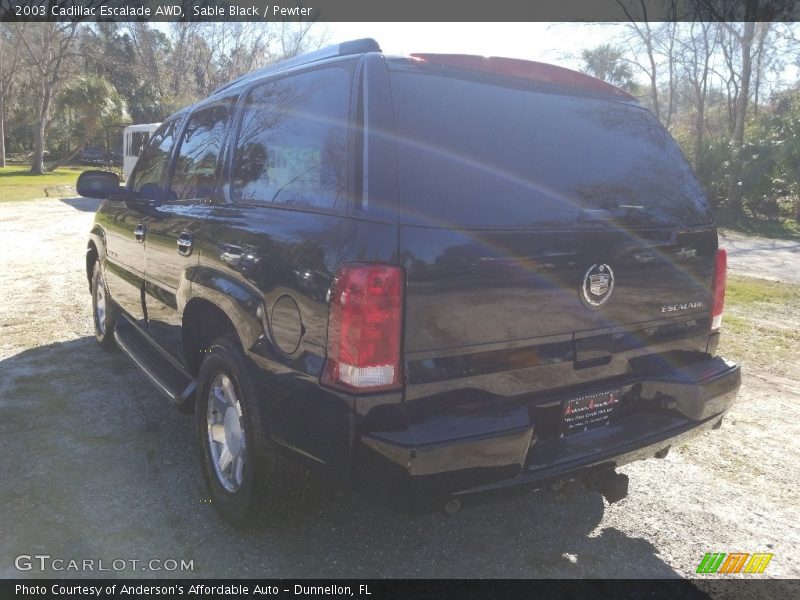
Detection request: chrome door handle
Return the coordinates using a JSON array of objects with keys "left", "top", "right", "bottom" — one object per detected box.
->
[
  {"left": 177, "top": 233, "right": 193, "bottom": 256},
  {"left": 134, "top": 224, "right": 146, "bottom": 242}
]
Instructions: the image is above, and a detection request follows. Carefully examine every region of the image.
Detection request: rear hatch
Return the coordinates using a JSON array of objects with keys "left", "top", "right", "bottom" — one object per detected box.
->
[{"left": 388, "top": 57, "right": 718, "bottom": 404}]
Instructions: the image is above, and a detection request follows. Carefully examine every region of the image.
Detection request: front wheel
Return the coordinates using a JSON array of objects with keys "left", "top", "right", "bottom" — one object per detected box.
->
[
  {"left": 195, "top": 335, "right": 285, "bottom": 528},
  {"left": 91, "top": 260, "right": 117, "bottom": 350}
]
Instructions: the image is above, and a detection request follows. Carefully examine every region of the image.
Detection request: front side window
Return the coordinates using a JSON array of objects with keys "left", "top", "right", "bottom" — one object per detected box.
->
[
  {"left": 169, "top": 104, "right": 230, "bottom": 201},
  {"left": 131, "top": 120, "right": 178, "bottom": 199},
  {"left": 231, "top": 67, "right": 350, "bottom": 209}
]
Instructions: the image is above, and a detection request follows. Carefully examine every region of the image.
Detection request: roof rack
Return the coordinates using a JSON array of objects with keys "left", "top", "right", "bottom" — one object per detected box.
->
[{"left": 212, "top": 38, "right": 381, "bottom": 96}]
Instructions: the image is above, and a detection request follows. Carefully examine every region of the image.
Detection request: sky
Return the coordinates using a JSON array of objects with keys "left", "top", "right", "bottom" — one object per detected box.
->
[
  {"left": 149, "top": 21, "right": 798, "bottom": 89},
  {"left": 324, "top": 22, "right": 799, "bottom": 90},
  {"left": 149, "top": 22, "right": 624, "bottom": 71},
  {"left": 324, "top": 23, "right": 628, "bottom": 70}
]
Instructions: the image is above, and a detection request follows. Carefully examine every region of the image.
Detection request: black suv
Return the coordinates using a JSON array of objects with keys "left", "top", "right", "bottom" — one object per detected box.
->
[
  {"left": 78, "top": 39, "right": 741, "bottom": 527},
  {"left": 79, "top": 146, "right": 106, "bottom": 165}
]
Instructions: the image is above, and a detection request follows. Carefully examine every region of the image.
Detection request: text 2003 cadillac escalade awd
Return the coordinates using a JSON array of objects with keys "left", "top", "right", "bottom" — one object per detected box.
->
[{"left": 77, "top": 39, "right": 741, "bottom": 527}]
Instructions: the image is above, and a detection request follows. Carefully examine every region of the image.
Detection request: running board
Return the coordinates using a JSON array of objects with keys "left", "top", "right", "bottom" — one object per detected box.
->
[{"left": 114, "top": 315, "right": 196, "bottom": 405}]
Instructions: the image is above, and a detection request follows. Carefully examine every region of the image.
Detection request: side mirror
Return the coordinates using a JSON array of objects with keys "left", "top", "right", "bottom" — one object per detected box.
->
[{"left": 76, "top": 170, "right": 122, "bottom": 199}]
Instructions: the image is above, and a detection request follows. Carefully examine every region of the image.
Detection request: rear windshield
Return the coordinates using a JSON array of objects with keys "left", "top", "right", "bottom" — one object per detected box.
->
[{"left": 389, "top": 66, "right": 712, "bottom": 229}]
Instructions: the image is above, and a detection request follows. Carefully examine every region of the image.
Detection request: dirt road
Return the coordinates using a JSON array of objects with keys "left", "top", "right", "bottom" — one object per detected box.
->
[
  {"left": 1, "top": 198, "right": 799, "bottom": 583},
  {"left": 720, "top": 229, "right": 800, "bottom": 283}
]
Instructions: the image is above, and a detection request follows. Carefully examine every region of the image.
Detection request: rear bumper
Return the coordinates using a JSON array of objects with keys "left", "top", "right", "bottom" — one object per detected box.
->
[{"left": 359, "top": 356, "right": 740, "bottom": 495}]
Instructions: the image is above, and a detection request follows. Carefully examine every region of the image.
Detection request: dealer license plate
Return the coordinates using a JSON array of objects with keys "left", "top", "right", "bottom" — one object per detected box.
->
[{"left": 560, "top": 389, "right": 621, "bottom": 437}]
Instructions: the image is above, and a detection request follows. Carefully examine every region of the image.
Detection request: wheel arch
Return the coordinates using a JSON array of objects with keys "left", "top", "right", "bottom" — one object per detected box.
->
[
  {"left": 86, "top": 228, "right": 106, "bottom": 292},
  {"left": 182, "top": 297, "right": 249, "bottom": 376}
]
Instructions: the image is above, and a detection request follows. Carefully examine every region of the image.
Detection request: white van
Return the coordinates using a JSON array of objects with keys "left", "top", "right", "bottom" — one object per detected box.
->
[{"left": 123, "top": 123, "right": 160, "bottom": 182}]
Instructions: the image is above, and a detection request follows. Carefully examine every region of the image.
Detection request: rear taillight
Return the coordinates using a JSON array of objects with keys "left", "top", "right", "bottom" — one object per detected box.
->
[
  {"left": 321, "top": 263, "right": 404, "bottom": 393},
  {"left": 711, "top": 248, "right": 727, "bottom": 331}
]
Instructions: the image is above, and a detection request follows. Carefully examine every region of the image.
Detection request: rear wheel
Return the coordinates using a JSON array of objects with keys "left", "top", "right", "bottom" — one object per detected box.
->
[
  {"left": 91, "top": 260, "right": 117, "bottom": 350},
  {"left": 195, "top": 335, "right": 285, "bottom": 528}
]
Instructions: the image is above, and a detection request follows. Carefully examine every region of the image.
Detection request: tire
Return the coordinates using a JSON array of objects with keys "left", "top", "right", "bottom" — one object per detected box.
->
[
  {"left": 195, "top": 335, "right": 286, "bottom": 528},
  {"left": 91, "top": 260, "right": 118, "bottom": 350}
]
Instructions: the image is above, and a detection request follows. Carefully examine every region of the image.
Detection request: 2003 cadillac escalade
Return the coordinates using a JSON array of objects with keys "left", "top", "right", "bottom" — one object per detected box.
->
[{"left": 77, "top": 39, "right": 741, "bottom": 527}]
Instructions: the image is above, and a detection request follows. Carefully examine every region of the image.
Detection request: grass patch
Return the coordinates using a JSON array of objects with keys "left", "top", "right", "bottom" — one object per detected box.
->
[
  {"left": 0, "top": 163, "right": 86, "bottom": 202},
  {"left": 725, "top": 274, "right": 800, "bottom": 306},
  {"left": 719, "top": 274, "right": 800, "bottom": 379}
]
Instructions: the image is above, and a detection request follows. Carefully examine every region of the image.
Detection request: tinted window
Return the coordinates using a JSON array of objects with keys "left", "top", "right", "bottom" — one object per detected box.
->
[
  {"left": 232, "top": 68, "right": 350, "bottom": 209},
  {"left": 131, "top": 120, "right": 178, "bottom": 198},
  {"left": 169, "top": 104, "right": 230, "bottom": 200},
  {"left": 389, "top": 68, "right": 712, "bottom": 229}
]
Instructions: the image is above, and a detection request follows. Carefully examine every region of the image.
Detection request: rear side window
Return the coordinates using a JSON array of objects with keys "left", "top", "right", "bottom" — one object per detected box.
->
[
  {"left": 169, "top": 104, "right": 230, "bottom": 200},
  {"left": 231, "top": 67, "right": 350, "bottom": 210},
  {"left": 389, "top": 67, "right": 712, "bottom": 229},
  {"left": 131, "top": 120, "right": 177, "bottom": 198}
]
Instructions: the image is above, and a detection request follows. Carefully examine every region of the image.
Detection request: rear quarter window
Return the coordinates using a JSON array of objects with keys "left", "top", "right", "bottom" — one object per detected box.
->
[
  {"left": 231, "top": 67, "right": 351, "bottom": 210},
  {"left": 389, "top": 66, "right": 712, "bottom": 229}
]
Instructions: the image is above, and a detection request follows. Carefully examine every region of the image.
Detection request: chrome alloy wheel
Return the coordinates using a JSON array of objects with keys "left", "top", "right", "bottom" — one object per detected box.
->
[
  {"left": 207, "top": 373, "right": 246, "bottom": 492},
  {"left": 95, "top": 272, "right": 107, "bottom": 335}
]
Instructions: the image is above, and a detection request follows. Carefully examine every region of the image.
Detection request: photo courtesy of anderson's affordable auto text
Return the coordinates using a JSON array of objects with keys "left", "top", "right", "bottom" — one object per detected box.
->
[
  {"left": 15, "top": 583, "right": 367, "bottom": 596},
  {"left": 1, "top": 0, "right": 799, "bottom": 598}
]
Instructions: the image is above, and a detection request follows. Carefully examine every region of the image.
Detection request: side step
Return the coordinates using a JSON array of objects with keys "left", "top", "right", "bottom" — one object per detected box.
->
[{"left": 114, "top": 315, "right": 196, "bottom": 406}]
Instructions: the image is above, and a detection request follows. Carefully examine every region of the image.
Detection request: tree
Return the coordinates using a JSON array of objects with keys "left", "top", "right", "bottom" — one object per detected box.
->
[
  {"left": 47, "top": 75, "right": 127, "bottom": 170},
  {"left": 277, "top": 22, "right": 329, "bottom": 59},
  {"left": 580, "top": 44, "right": 635, "bottom": 90},
  {"left": 675, "top": 21, "right": 718, "bottom": 187},
  {"left": 751, "top": 22, "right": 775, "bottom": 116},
  {"left": 0, "top": 25, "right": 23, "bottom": 168},
  {"left": 16, "top": 22, "right": 80, "bottom": 174},
  {"left": 659, "top": 22, "right": 679, "bottom": 129},
  {"left": 122, "top": 22, "right": 167, "bottom": 101},
  {"left": 725, "top": 21, "right": 757, "bottom": 214},
  {"left": 0, "top": 22, "right": 330, "bottom": 167},
  {"left": 164, "top": 22, "right": 328, "bottom": 103},
  {"left": 617, "top": 0, "right": 663, "bottom": 120}
]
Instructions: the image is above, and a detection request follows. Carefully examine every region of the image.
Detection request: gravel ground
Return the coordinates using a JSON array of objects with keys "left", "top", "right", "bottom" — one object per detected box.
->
[
  {"left": 1, "top": 198, "right": 799, "bottom": 584},
  {"left": 720, "top": 229, "right": 800, "bottom": 283}
]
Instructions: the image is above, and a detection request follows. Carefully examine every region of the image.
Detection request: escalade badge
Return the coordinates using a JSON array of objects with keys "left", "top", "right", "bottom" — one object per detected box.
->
[
  {"left": 661, "top": 300, "right": 704, "bottom": 313},
  {"left": 581, "top": 263, "right": 615, "bottom": 309}
]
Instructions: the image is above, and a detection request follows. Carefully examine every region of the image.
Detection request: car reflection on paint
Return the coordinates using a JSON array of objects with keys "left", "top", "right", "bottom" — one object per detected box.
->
[
  {"left": 293, "top": 269, "right": 331, "bottom": 303},
  {"left": 219, "top": 243, "right": 262, "bottom": 277}
]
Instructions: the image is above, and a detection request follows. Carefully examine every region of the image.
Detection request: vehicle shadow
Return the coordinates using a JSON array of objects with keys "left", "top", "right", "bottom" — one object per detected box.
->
[
  {"left": 0, "top": 336, "right": 682, "bottom": 579},
  {"left": 59, "top": 197, "right": 102, "bottom": 212}
]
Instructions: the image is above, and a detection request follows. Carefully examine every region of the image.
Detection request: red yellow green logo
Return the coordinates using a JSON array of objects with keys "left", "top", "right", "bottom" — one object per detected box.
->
[{"left": 696, "top": 552, "right": 773, "bottom": 574}]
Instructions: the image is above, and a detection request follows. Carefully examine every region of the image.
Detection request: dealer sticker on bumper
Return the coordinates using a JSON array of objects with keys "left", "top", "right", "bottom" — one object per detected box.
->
[{"left": 560, "top": 389, "right": 621, "bottom": 437}]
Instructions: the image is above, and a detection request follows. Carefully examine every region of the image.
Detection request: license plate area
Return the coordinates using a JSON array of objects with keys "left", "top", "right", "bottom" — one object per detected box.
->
[{"left": 560, "top": 388, "right": 621, "bottom": 437}]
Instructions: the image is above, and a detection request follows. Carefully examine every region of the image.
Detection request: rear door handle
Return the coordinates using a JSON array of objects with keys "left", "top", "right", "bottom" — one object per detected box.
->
[
  {"left": 177, "top": 232, "right": 193, "bottom": 256},
  {"left": 134, "top": 224, "right": 146, "bottom": 242}
]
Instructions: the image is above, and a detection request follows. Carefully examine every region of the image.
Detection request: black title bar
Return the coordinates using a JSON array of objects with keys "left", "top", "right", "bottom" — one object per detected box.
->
[
  {"left": 1, "top": 0, "right": 800, "bottom": 22},
  {"left": 4, "top": 579, "right": 800, "bottom": 600}
]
